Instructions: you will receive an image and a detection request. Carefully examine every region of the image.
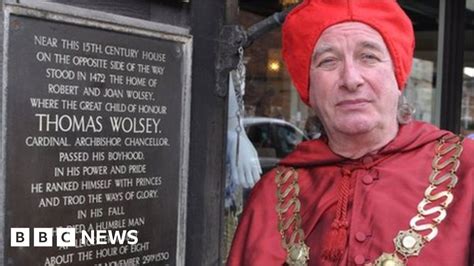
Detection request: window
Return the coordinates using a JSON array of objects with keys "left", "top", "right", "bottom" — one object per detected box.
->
[{"left": 462, "top": 0, "right": 474, "bottom": 138}]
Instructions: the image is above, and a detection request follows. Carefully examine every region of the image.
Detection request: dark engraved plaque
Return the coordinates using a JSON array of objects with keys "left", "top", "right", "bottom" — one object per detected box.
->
[{"left": 3, "top": 13, "right": 190, "bottom": 265}]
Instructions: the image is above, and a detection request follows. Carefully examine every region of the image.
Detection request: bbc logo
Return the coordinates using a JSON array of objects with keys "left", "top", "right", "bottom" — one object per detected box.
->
[{"left": 11, "top": 228, "right": 76, "bottom": 247}]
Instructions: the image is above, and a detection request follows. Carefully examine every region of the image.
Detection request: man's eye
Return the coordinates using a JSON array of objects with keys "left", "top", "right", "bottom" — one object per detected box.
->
[
  {"left": 317, "top": 58, "right": 337, "bottom": 67},
  {"left": 361, "top": 53, "right": 380, "bottom": 63}
]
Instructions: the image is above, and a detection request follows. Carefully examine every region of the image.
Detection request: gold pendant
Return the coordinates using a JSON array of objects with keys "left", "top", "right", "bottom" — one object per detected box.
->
[
  {"left": 394, "top": 230, "right": 424, "bottom": 257},
  {"left": 286, "top": 243, "right": 310, "bottom": 266},
  {"left": 374, "top": 253, "right": 405, "bottom": 266}
]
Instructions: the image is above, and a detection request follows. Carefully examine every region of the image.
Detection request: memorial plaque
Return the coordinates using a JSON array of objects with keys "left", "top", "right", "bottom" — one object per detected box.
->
[{"left": 3, "top": 9, "right": 191, "bottom": 266}]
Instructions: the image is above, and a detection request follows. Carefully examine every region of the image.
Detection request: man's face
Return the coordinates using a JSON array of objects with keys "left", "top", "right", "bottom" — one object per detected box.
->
[{"left": 309, "top": 22, "right": 401, "bottom": 137}]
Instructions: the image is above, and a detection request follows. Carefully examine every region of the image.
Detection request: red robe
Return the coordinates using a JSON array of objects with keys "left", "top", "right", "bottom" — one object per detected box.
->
[{"left": 227, "top": 121, "right": 474, "bottom": 265}]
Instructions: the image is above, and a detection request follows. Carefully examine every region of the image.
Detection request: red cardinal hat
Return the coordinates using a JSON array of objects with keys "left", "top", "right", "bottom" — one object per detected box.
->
[{"left": 282, "top": 0, "right": 415, "bottom": 105}]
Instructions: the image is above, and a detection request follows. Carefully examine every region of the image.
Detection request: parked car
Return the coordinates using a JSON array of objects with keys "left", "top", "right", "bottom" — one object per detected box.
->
[{"left": 243, "top": 117, "right": 309, "bottom": 174}]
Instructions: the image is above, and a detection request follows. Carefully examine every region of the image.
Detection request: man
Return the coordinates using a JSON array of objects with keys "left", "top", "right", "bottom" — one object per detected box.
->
[{"left": 227, "top": 0, "right": 474, "bottom": 265}]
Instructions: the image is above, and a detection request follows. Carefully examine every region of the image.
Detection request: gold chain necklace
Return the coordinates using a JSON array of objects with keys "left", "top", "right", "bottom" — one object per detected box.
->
[
  {"left": 275, "top": 135, "right": 464, "bottom": 266},
  {"left": 373, "top": 135, "right": 463, "bottom": 266},
  {"left": 275, "top": 167, "right": 310, "bottom": 265}
]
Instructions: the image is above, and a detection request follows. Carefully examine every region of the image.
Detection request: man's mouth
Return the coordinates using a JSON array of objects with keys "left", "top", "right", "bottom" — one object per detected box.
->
[{"left": 336, "top": 98, "right": 371, "bottom": 108}]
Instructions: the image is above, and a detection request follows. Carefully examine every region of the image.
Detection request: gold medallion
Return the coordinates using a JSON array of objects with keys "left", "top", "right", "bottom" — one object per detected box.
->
[
  {"left": 394, "top": 230, "right": 424, "bottom": 257},
  {"left": 286, "top": 243, "right": 310, "bottom": 266},
  {"left": 373, "top": 253, "right": 405, "bottom": 266}
]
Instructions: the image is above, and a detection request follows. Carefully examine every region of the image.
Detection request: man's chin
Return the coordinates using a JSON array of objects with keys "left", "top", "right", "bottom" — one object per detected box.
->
[{"left": 333, "top": 120, "right": 376, "bottom": 136}]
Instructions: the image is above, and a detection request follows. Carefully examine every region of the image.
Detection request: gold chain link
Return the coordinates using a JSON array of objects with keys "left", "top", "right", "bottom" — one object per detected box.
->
[{"left": 275, "top": 167, "right": 310, "bottom": 266}]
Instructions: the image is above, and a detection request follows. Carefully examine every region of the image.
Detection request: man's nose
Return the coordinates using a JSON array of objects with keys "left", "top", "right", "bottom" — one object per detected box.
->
[{"left": 340, "top": 59, "right": 364, "bottom": 91}]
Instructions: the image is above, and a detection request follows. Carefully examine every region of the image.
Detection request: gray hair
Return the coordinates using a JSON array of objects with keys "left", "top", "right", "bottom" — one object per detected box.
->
[{"left": 397, "top": 95, "right": 415, "bottom": 125}]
